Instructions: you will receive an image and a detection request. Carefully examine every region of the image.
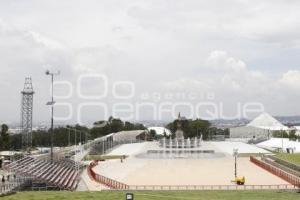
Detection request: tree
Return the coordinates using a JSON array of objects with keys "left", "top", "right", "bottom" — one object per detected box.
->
[
  {"left": 288, "top": 130, "right": 297, "bottom": 141},
  {"left": 166, "top": 118, "right": 211, "bottom": 139},
  {"left": 110, "top": 118, "right": 124, "bottom": 133},
  {"left": 90, "top": 117, "right": 146, "bottom": 139},
  {"left": 8, "top": 117, "right": 147, "bottom": 149},
  {"left": 149, "top": 129, "right": 157, "bottom": 140},
  {"left": 0, "top": 124, "right": 10, "bottom": 150},
  {"left": 272, "top": 130, "right": 289, "bottom": 138}
]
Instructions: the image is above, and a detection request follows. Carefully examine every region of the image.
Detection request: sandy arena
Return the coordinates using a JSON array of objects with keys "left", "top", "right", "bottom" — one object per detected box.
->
[{"left": 91, "top": 142, "right": 289, "bottom": 186}]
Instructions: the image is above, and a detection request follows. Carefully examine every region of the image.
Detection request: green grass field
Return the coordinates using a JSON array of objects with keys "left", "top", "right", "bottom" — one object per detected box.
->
[
  {"left": 1, "top": 191, "right": 299, "bottom": 200},
  {"left": 275, "top": 153, "right": 300, "bottom": 166}
]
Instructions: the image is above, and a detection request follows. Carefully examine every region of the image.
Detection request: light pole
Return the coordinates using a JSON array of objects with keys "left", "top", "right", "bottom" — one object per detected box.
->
[
  {"left": 68, "top": 128, "right": 71, "bottom": 146},
  {"left": 281, "top": 128, "right": 284, "bottom": 152},
  {"left": 46, "top": 70, "right": 60, "bottom": 163}
]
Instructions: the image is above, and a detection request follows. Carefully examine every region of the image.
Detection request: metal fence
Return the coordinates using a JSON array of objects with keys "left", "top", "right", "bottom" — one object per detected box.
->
[
  {"left": 0, "top": 182, "right": 20, "bottom": 195},
  {"left": 250, "top": 156, "right": 300, "bottom": 188},
  {"left": 87, "top": 161, "right": 129, "bottom": 190},
  {"left": 126, "top": 184, "right": 297, "bottom": 191}
]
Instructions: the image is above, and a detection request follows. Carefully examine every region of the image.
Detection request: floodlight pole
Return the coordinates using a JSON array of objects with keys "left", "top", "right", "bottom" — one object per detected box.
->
[
  {"left": 281, "top": 129, "right": 284, "bottom": 153},
  {"left": 68, "top": 128, "right": 71, "bottom": 146},
  {"left": 46, "top": 70, "right": 59, "bottom": 163},
  {"left": 51, "top": 74, "right": 54, "bottom": 162}
]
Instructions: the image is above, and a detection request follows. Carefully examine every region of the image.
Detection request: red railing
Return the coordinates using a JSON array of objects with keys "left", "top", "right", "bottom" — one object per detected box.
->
[
  {"left": 87, "top": 161, "right": 129, "bottom": 189},
  {"left": 250, "top": 156, "right": 300, "bottom": 188}
]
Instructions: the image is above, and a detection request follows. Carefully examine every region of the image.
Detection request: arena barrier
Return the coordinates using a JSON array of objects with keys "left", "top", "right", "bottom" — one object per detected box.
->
[
  {"left": 250, "top": 156, "right": 300, "bottom": 188},
  {"left": 87, "top": 161, "right": 129, "bottom": 190},
  {"left": 126, "top": 184, "right": 296, "bottom": 191}
]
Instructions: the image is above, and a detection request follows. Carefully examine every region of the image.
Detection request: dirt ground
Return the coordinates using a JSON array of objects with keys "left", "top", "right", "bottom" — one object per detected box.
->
[
  {"left": 91, "top": 142, "right": 290, "bottom": 187},
  {"left": 94, "top": 156, "right": 289, "bottom": 186}
]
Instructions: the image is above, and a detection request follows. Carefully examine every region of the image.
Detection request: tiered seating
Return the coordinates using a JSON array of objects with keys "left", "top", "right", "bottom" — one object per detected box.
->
[{"left": 6, "top": 156, "right": 80, "bottom": 190}]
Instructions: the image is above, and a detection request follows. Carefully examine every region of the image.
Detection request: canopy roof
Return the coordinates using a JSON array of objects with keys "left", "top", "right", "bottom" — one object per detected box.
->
[
  {"left": 113, "top": 130, "right": 146, "bottom": 141},
  {"left": 247, "top": 112, "right": 289, "bottom": 130},
  {"left": 147, "top": 127, "right": 172, "bottom": 136}
]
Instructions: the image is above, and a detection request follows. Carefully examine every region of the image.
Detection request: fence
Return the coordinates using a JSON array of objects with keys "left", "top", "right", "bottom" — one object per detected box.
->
[
  {"left": 250, "top": 156, "right": 300, "bottom": 188},
  {"left": 87, "top": 161, "right": 129, "bottom": 190},
  {"left": 0, "top": 182, "right": 19, "bottom": 195},
  {"left": 126, "top": 184, "right": 296, "bottom": 191},
  {"left": 85, "top": 156, "right": 299, "bottom": 191}
]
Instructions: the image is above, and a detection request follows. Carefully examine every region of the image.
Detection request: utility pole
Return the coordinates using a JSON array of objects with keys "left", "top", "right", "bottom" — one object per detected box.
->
[
  {"left": 68, "top": 128, "right": 71, "bottom": 146},
  {"left": 281, "top": 129, "right": 284, "bottom": 152}
]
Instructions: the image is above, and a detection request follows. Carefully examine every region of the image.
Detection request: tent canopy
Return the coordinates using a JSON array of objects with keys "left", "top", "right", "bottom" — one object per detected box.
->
[{"left": 247, "top": 112, "right": 289, "bottom": 131}]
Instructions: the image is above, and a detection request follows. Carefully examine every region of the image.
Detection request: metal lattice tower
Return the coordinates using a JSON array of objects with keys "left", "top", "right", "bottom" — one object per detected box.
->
[{"left": 21, "top": 77, "right": 34, "bottom": 149}]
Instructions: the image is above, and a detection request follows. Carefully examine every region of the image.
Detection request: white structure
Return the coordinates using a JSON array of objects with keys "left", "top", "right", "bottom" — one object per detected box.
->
[
  {"left": 113, "top": 130, "right": 147, "bottom": 142},
  {"left": 247, "top": 113, "right": 288, "bottom": 130},
  {"left": 230, "top": 112, "right": 288, "bottom": 139},
  {"left": 147, "top": 127, "right": 171, "bottom": 136}
]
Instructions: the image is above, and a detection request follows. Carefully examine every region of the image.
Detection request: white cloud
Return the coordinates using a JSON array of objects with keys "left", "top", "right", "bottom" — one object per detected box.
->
[
  {"left": 163, "top": 78, "right": 212, "bottom": 92},
  {"left": 279, "top": 70, "right": 300, "bottom": 89},
  {"left": 206, "top": 50, "right": 247, "bottom": 72},
  {"left": 164, "top": 51, "right": 267, "bottom": 94}
]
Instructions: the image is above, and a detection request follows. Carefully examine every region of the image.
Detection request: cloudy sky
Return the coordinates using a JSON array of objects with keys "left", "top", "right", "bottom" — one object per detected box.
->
[{"left": 1, "top": 0, "right": 300, "bottom": 125}]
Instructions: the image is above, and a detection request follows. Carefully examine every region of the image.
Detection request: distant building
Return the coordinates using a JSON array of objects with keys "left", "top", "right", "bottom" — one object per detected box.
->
[
  {"left": 8, "top": 127, "right": 22, "bottom": 134},
  {"left": 0, "top": 151, "right": 20, "bottom": 162},
  {"left": 230, "top": 112, "right": 289, "bottom": 139}
]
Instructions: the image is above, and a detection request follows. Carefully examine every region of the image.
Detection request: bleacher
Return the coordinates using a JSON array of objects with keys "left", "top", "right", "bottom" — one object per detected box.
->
[{"left": 5, "top": 156, "right": 80, "bottom": 190}]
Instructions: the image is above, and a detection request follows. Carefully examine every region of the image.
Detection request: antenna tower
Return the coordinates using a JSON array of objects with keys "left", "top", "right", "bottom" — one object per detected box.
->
[{"left": 21, "top": 77, "right": 34, "bottom": 149}]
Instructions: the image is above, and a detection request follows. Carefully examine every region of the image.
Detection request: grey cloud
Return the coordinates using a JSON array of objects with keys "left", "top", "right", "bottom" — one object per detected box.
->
[{"left": 0, "top": 0, "right": 300, "bottom": 123}]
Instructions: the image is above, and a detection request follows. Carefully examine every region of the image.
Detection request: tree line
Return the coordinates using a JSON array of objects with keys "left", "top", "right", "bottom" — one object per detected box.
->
[
  {"left": 1, "top": 116, "right": 233, "bottom": 151},
  {"left": 1, "top": 116, "right": 146, "bottom": 151},
  {"left": 272, "top": 130, "right": 300, "bottom": 141},
  {"left": 166, "top": 118, "right": 229, "bottom": 140}
]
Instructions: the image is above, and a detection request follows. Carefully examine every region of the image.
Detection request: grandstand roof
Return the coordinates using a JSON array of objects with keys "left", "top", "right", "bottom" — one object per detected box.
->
[{"left": 113, "top": 130, "right": 147, "bottom": 141}]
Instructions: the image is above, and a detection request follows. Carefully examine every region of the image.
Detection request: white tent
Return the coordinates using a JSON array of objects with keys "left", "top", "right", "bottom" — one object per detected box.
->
[
  {"left": 230, "top": 112, "right": 289, "bottom": 139},
  {"left": 247, "top": 112, "right": 289, "bottom": 131}
]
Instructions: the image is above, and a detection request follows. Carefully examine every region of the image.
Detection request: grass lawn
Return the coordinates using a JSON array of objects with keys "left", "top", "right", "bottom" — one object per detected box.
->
[
  {"left": 83, "top": 155, "right": 127, "bottom": 161},
  {"left": 1, "top": 191, "right": 299, "bottom": 200},
  {"left": 275, "top": 153, "right": 300, "bottom": 166}
]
